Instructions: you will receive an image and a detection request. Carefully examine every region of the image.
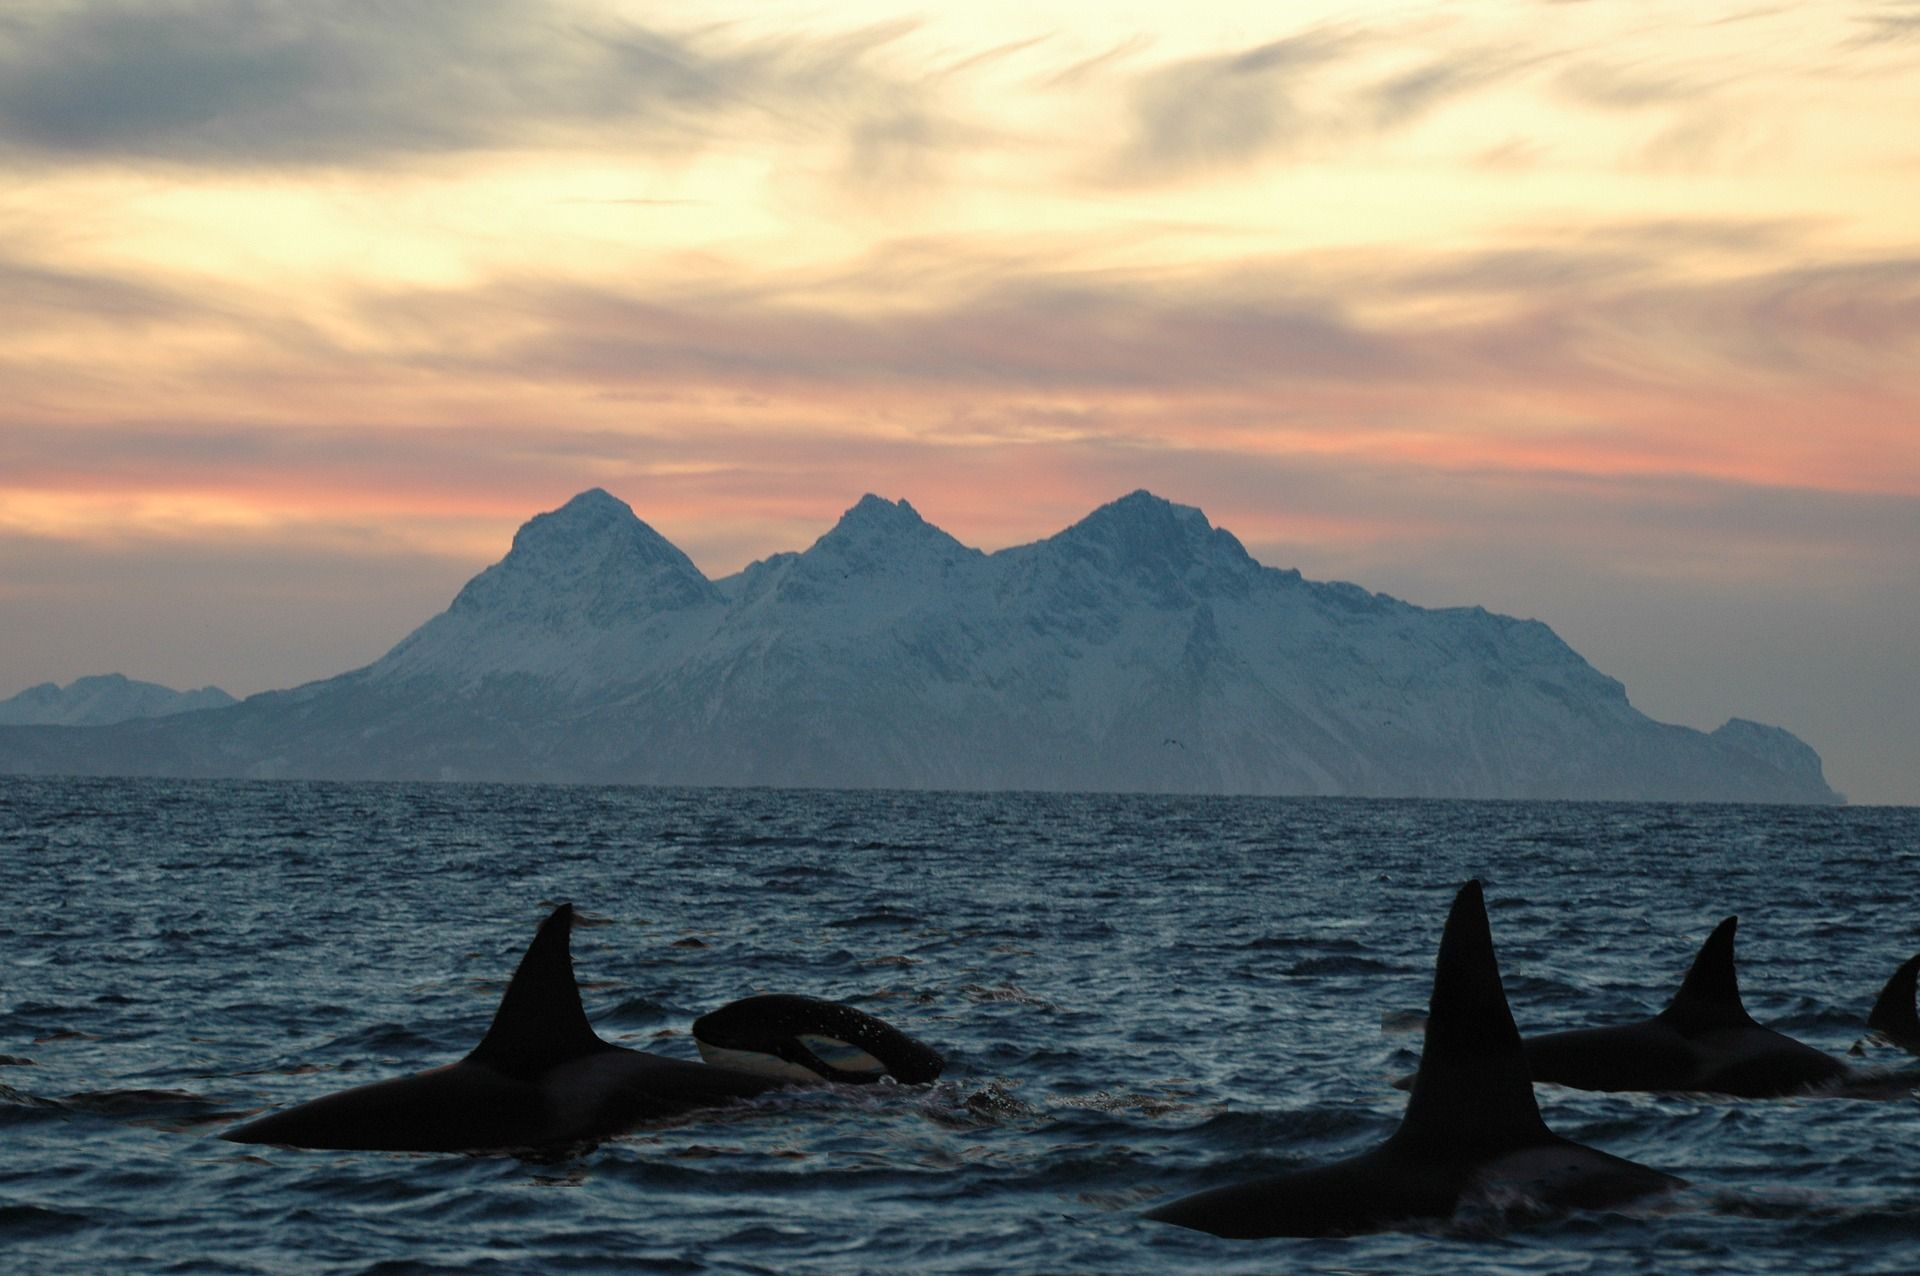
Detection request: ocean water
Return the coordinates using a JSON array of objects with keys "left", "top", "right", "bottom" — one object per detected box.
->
[{"left": 1, "top": 778, "right": 1916, "bottom": 1274}]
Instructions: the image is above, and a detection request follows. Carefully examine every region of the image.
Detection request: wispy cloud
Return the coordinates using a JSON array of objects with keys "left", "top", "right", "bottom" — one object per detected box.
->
[
  {"left": 1555, "top": 58, "right": 1723, "bottom": 109},
  {"left": 0, "top": 0, "right": 919, "bottom": 167},
  {"left": 5, "top": 220, "right": 1914, "bottom": 517},
  {"left": 1102, "top": 27, "right": 1365, "bottom": 181},
  {"left": 1099, "top": 26, "right": 1543, "bottom": 183},
  {"left": 1846, "top": 3, "right": 1920, "bottom": 46}
]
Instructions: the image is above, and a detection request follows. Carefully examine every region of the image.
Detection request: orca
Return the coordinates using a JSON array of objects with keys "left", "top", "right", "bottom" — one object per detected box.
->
[
  {"left": 223, "top": 905, "right": 801, "bottom": 1152},
  {"left": 691, "top": 994, "right": 945, "bottom": 1085},
  {"left": 1522, "top": 917, "right": 1858, "bottom": 1098},
  {"left": 1144, "top": 881, "right": 1681, "bottom": 1238},
  {"left": 1865, "top": 953, "right": 1920, "bottom": 1055}
]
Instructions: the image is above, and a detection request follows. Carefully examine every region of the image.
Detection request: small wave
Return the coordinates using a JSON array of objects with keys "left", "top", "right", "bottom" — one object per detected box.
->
[
  {"left": 1046, "top": 1089, "right": 1198, "bottom": 1119},
  {"left": 1285, "top": 955, "right": 1397, "bottom": 976},
  {"left": 734, "top": 834, "right": 829, "bottom": 850},
  {"left": 825, "top": 911, "right": 925, "bottom": 930},
  {"left": 1703, "top": 1184, "right": 1920, "bottom": 1240},
  {"left": 1380, "top": 1009, "right": 1426, "bottom": 1034},
  {"left": 960, "top": 983, "right": 1059, "bottom": 1010},
  {"left": 1802, "top": 1202, "right": 1920, "bottom": 1244},
  {"left": 60, "top": 1087, "right": 243, "bottom": 1131},
  {"left": 0, "top": 1204, "right": 91, "bottom": 1239},
  {"left": 947, "top": 1082, "right": 1041, "bottom": 1123},
  {"left": 320, "top": 1022, "right": 441, "bottom": 1055},
  {"left": 762, "top": 864, "right": 849, "bottom": 881},
  {"left": 0, "top": 1083, "right": 70, "bottom": 1125},
  {"left": 30, "top": 1028, "right": 100, "bottom": 1045},
  {"left": 1243, "top": 935, "right": 1368, "bottom": 952},
  {"left": 592, "top": 996, "right": 672, "bottom": 1027},
  {"left": 1450, "top": 1177, "right": 1685, "bottom": 1238}
]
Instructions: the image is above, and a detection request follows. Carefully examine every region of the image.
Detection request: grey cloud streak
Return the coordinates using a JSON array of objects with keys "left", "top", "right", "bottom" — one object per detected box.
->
[
  {"left": 1101, "top": 26, "right": 1538, "bottom": 183},
  {"left": 1104, "top": 28, "right": 1362, "bottom": 180},
  {"left": 5, "top": 216, "right": 1913, "bottom": 417},
  {"left": 0, "top": 258, "right": 196, "bottom": 321},
  {"left": 477, "top": 281, "right": 1411, "bottom": 392},
  {"left": 0, "top": 0, "right": 915, "bottom": 165},
  {"left": 342, "top": 236, "right": 1920, "bottom": 408}
]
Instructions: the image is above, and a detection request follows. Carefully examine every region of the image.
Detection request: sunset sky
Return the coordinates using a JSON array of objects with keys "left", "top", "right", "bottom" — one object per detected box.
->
[{"left": 2, "top": 0, "right": 1915, "bottom": 801}]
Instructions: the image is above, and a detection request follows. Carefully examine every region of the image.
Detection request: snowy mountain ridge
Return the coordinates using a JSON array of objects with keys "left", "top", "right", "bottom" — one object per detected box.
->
[
  {"left": 0, "top": 674, "right": 235, "bottom": 727},
  {"left": 0, "top": 489, "right": 1840, "bottom": 802}
]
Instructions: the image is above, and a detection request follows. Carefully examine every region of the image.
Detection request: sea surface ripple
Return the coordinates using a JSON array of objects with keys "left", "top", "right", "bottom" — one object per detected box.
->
[{"left": 1, "top": 778, "right": 1916, "bottom": 1273}]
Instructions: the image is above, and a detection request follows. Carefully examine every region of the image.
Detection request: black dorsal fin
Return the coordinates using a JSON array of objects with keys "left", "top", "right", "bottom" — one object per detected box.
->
[
  {"left": 1391, "top": 880, "right": 1550, "bottom": 1160},
  {"left": 1657, "top": 916, "right": 1756, "bottom": 1031},
  {"left": 1867, "top": 953, "right": 1920, "bottom": 1044},
  {"left": 466, "top": 904, "right": 612, "bottom": 1079}
]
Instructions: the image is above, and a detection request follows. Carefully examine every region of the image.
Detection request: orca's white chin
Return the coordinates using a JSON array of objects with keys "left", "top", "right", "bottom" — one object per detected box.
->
[
  {"left": 694, "top": 1036, "right": 889, "bottom": 1083},
  {"left": 695, "top": 1041, "right": 835, "bottom": 1084}
]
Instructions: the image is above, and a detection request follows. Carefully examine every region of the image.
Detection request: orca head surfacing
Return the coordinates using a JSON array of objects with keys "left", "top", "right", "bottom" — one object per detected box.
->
[
  {"left": 690, "top": 994, "right": 945, "bottom": 1085},
  {"left": 1144, "top": 881, "right": 1680, "bottom": 1239}
]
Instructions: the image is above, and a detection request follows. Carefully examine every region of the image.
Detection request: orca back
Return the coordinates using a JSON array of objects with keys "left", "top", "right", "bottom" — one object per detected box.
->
[{"left": 467, "top": 903, "right": 614, "bottom": 1079}]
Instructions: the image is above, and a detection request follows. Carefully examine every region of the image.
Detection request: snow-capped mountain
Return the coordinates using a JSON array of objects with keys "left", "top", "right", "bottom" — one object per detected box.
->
[
  {"left": 0, "top": 674, "right": 234, "bottom": 727},
  {"left": 0, "top": 489, "right": 1840, "bottom": 802}
]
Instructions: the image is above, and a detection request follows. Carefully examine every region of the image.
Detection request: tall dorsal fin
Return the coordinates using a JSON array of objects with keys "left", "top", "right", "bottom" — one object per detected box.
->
[
  {"left": 1391, "top": 881, "right": 1550, "bottom": 1160},
  {"left": 1657, "top": 916, "right": 1756, "bottom": 1031},
  {"left": 1867, "top": 953, "right": 1920, "bottom": 1044},
  {"left": 466, "top": 904, "right": 612, "bottom": 1079}
]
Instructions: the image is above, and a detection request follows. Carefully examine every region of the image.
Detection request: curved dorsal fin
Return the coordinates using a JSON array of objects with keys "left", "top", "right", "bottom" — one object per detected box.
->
[
  {"left": 1867, "top": 953, "right": 1920, "bottom": 1044},
  {"left": 467, "top": 904, "right": 612, "bottom": 1079},
  {"left": 1392, "top": 881, "right": 1550, "bottom": 1159},
  {"left": 1657, "top": 916, "right": 1755, "bottom": 1031}
]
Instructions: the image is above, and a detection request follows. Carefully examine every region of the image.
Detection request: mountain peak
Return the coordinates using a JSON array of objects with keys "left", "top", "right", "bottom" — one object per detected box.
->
[
  {"left": 444, "top": 490, "right": 717, "bottom": 626},
  {"left": 806, "top": 495, "right": 974, "bottom": 567},
  {"left": 1114, "top": 488, "right": 1174, "bottom": 511},
  {"left": 843, "top": 493, "right": 923, "bottom": 525},
  {"left": 1084, "top": 489, "right": 1209, "bottom": 530},
  {"left": 532, "top": 487, "right": 637, "bottom": 534},
  {"left": 1050, "top": 491, "right": 1258, "bottom": 594}
]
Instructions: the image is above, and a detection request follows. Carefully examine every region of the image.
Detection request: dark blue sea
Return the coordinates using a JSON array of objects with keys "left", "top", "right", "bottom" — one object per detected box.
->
[{"left": 2, "top": 778, "right": 1916, "bottom": 1274}]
